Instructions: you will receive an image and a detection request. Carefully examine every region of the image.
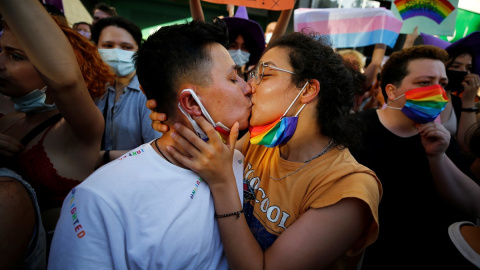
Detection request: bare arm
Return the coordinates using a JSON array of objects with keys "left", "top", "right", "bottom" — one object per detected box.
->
[
  {"left": 190, "top": 0, "right": 205, "bottom": 21},
  {"left": 0, "top": 178, "right": 36, "bottom": 269},
  {"left": 168, "top": 116, "right": 374, "bottom": 269},
  {"left": 456, "top": 74, "right": 480, "bottom": 152},
  {"left": 419, "top": 122, "right": 480, "bottom": 219},
  {"left": 266, "top": 3, "right": 296, "bottom": 49},
  {"left": 402, "top": 26, "right": 419, "bottom": 49},
  {"left": 362, "top": 43, "right": 386, "bottom": 90},
  {"left": 0, "top": 0, "right": 104, "bottom": 145}
]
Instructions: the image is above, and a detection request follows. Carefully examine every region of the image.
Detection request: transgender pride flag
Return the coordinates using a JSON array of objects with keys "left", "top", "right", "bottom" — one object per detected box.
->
[{"left": 294, "top": 8, "right": 403, "bottom": 48}]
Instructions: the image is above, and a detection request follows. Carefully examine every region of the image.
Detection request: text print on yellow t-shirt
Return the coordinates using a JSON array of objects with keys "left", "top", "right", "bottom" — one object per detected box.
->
[{"left": 244, "top": 162, "right": 290, "bottom": 230}]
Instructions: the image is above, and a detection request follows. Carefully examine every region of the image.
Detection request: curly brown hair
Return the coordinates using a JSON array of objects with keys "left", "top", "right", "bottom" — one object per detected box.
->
[{"left": 52, "top": 16, "right": 115, "bottom": 99}]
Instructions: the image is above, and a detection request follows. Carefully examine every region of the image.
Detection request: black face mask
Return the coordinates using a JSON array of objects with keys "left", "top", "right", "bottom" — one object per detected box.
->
[{"left": 446, "top": 70, "right": 468, "bottom": 92}]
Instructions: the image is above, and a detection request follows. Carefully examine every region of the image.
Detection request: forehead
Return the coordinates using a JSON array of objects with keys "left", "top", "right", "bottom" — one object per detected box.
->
[
  {"left": 94, "top": 9, "right": 109, "bottom": 18},
  {"left": 0, "top": 28, "right": 21, "bottom": 48},
  {"left": 260, "top": 47, "right": 291, "bottom": 68},
  {"left": 453, "top": 53, "right": 472, "bottom": 63},
  {"left": 99, "top": 26, "right": 136, "bottom": 44},
  {"left": 406, "top": 58, "right": 446, "bottom": 78},
  {"left": 208, "top": 43, "right": 235, "bottom": 70}
]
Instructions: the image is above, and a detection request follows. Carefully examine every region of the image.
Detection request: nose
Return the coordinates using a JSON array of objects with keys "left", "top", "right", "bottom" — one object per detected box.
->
[
  {"left": 237, "top": 74, "right": 252, "bottom": 97},
  {"left": 247, "top": 77, "right": 256, "bottom": 94}
]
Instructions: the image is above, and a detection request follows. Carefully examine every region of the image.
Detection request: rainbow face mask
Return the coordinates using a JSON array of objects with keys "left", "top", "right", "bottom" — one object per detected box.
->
[
  {"left": 249, "top": 82, "right": 308, "bottom": 147},
  {"left": 386, "top": 84, "right": 449, "bottom": 124}
]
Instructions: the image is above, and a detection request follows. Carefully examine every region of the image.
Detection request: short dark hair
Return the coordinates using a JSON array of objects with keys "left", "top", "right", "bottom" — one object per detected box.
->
[
  {"left": 91, "top": 16, "right": 142, "bottom": 46},
  {"left": 267, "top": 31, "right": 366, "bottom": 149},
  {"left": 134, "top": 19, "right": 229, "bottom": 117},
  {"left": 380, "top": 45, "right": 449, "bottom": 102},
  {"left": 93, "top": 3, "right": 117, "bottom": 17}
]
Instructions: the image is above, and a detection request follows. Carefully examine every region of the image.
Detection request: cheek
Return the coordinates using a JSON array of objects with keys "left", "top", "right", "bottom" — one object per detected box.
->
[{"left": 12, "top": 65, "right": 44, "bottom": 92}]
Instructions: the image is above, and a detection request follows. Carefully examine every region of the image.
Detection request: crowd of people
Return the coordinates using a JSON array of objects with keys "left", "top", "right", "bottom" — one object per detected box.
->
[{"left": 0, "top": 0, "right": 479, "bottom": 269}]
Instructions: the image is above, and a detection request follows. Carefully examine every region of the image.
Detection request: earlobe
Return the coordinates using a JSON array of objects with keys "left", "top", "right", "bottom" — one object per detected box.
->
[{"left": 179, "top": 90, "right": 202, "bottom": 116}]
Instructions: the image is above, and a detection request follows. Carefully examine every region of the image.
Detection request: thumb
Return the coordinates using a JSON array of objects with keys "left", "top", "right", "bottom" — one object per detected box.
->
[{"left": 227, "top": 122, "right": 239, "bottom": 151}]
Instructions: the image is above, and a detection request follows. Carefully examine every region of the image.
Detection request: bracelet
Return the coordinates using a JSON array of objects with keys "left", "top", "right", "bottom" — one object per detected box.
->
[
  {"left": 461, "top": 107, "right": 478, "bottom": 112},
  {"left": 215, "top": 209, "right": 244, "bottom": 219},
  {"left": 103, "top": 150, "right": 111, "bottom": 164}
]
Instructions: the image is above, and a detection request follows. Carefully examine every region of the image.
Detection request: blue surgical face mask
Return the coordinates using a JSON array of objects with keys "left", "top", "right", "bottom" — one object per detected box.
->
[
  {"left": 98, "top": 48, "right": 136, "bottom": 76},
  {"left": 11, "top": 86, "right": 57, "bottom": 113},
  {"left": 228, "top": 49, "right": 250, "bottom": 67}
]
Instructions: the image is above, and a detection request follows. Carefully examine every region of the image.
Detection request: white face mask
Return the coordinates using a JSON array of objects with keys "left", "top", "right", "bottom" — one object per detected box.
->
[
  {"left": 177, "top": 89, "right": 230, "bottom": 141},
  {"left": 98, "top": 48, "right": 136, "bottom": 76},
  {"left": 265, "top": 33, "right": 273, "bottom": 44},
  {"left": 228, "top": 49, "right": 250, "bottom": 67},
  {"left": 11, "top": 86, "right": 57, "bottom": 113}
]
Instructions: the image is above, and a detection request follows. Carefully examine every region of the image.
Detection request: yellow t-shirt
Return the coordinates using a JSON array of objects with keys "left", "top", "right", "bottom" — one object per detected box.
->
[{"left": 242, "top": 140, "right": 382, "bottom": 257}]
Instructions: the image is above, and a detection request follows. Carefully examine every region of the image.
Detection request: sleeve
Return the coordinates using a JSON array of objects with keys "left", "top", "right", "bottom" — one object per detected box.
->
[
  {"left": 47, "top": 186, "right": 127, "bottom": 270},
  {"left": 308, "top": 171, "right": 382, "bottom": 256}
]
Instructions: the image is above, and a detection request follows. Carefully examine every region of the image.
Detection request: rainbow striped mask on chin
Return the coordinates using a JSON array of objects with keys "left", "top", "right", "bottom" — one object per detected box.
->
[
  {"left": 249, "top": 82, "right": 308, "bottom": 148},
  {"left": 386, "top": 84, "right": 449, "bottom": 124}
]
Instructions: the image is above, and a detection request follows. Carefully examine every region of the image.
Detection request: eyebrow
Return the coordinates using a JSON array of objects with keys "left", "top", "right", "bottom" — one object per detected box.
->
[
  {"left": 2, "top": 46, "right": 26, "bottom": 56},
  {"left": 263, "top": 61, "right": 277, "bottom": 67}
]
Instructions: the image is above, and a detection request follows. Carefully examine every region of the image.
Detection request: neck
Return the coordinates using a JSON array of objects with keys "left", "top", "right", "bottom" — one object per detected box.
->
[
  {"left": 114, "top": 72, "right": 136, "bottom": 92},
  {"left": 278, "top": 107, "right": 331, "bottom": 162},
  {"left": 377, "top": 107, "right": 419, "bottom": 137},
  {"left": 153, "top": 127, "right": 194, "bottom": 169}
]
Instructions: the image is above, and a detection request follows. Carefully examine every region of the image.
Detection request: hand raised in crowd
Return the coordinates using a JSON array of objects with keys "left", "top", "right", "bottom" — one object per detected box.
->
[{"left": 460, "top": 73, "right": 480, "bottom": 106}]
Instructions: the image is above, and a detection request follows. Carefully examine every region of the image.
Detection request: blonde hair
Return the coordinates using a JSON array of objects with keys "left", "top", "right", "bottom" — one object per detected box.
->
[{"left": 338, "top": 49, "right": 366, "bottom": 69}]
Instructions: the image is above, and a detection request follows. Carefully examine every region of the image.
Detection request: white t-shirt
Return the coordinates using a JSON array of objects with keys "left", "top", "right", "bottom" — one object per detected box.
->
[{"left": 48, "top": 142, "right": 244, "bottom": 270}]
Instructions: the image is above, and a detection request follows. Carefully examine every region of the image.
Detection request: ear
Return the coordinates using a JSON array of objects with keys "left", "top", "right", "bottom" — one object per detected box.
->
[
  {"left": 178, "top": 88, "right": 202, "bottom": 116},
  {"left": 300, "top": 79, "right": 320, "bottom": 104},
  {"left": 385, "top": 84, "right": 397, "bottom": 101}
]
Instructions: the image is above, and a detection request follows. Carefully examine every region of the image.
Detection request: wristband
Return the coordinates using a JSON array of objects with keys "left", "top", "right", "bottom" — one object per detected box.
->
[
  {"left": 103, "top": 150, "right": 111, "bottom": 164},
  {"left": 215, "top": 209, "right": 244, "bottom": 219},
  {"left": 461, "top": 107, "right": 478, "bottom": 112}
]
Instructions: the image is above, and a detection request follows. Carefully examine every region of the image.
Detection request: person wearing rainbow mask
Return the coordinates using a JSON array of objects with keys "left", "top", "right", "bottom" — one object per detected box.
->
[
  {"left": 147, "top": 31, "right": 382, "bottom": 269},
  {"left": 351, "top": 45, "right": 480, "bottom": 269}
]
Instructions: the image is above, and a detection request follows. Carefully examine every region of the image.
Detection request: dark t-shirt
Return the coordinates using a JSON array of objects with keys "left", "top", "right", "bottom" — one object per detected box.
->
[{"left": 350, "top": 109, "right": 477, "bottom": 269}]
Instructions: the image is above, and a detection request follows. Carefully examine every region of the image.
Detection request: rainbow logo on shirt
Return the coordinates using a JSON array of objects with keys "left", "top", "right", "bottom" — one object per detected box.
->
[{"left": 394, "top": 0, "right": 455, "bottom": 24}]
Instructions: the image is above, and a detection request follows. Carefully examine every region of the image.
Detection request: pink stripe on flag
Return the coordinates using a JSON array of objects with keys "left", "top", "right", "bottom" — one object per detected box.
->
[{"left": 295, "top": 15, "right": 402, "bottom": 35}]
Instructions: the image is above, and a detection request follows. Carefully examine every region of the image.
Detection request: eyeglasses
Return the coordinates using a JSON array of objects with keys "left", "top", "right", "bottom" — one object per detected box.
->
[{"left": 248, "top": 61, "right": 295, "bottom": 85}]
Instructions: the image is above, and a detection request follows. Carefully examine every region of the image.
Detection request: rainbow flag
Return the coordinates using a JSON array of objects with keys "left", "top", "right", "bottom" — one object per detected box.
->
[
  {"left": 394, "top": 0, "right": 455, "bottom": 25},
  {"left": 294, "top": 8, "right": 403, "bottom": 48}
]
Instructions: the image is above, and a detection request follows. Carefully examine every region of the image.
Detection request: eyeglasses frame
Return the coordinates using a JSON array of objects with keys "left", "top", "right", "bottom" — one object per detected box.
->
[{"left": 249, "top": 61, "right": 295, "bottom": 85}]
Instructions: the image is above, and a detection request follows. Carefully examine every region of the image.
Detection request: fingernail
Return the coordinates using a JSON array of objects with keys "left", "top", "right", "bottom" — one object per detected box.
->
[
  {"left": 174, "top": 123, "right": 180, "bottom": 129},
  {"left": 171, "top": 132, "right": 177, "bottom": 138}
]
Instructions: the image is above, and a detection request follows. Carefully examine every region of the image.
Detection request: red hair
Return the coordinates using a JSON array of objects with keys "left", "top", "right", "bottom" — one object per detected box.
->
[{"left": 52, "top": 16, "right": 115, "bottom": 99}]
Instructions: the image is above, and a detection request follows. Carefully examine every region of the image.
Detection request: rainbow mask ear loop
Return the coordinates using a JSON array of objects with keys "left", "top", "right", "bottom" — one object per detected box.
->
[{"left": 178, "top": 89, "right": 230, "bottom": 142}]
